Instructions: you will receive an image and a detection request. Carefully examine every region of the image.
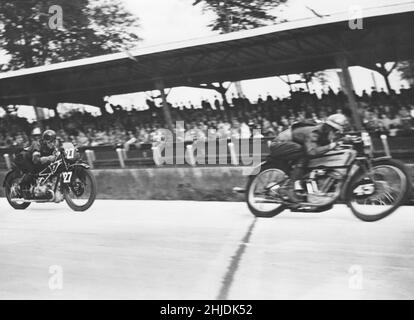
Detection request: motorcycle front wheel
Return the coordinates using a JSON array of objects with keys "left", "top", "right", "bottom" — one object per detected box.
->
[
  {"left": 246, "top": 164, "right": 288, "bottom": 218},
  {"left": 346, "top": 159, "right": 412, "bottom": 222},
  {"left": 63, "top": 168, "right": 97, "bottom": 212}
]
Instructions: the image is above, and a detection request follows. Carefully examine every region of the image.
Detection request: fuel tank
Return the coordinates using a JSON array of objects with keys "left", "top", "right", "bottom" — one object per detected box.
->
[{"left": 308, "top": 149, "right": 357, "bottom": 169}]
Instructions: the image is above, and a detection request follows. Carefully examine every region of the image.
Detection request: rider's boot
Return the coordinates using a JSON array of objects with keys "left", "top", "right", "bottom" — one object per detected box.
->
[
  {"left": 284, "top": 162, "right": 306, "bottom": 203},
  {"left": 279, "top": 182, "right": 303, "bottom": 204}
]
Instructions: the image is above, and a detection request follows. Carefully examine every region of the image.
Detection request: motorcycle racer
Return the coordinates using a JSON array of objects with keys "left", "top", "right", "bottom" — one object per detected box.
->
[
  {"left": 14, "top": 129, "right": 59, "bottom": 197},
  {"left": 269, "top": 113, "right": 349, "bottom": 202}
]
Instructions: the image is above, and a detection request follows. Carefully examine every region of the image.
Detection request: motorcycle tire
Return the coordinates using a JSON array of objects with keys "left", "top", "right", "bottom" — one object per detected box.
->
[
  {"left": 346, "top": 158, "right": 412, "bottom": 222},
  {"left": 63, "top": 168, "right": 97, "bottom": 212},
  {"left": 4, "top": 172, "right": 31, "bottom": 210},
  {"left": 246, "top": 161, "right": 288, "bottom": 218}
]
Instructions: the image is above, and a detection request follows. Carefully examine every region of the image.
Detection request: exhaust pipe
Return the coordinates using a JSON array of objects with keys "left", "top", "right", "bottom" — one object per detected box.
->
[
  {"left": 10, "top": 198, "right": 51, "bottom": 203},
  {"left": 233, "top": 187, "right": 246, "bottom": 194},
  {"left": 11, "top": 190, "right": 55, "bottom": 203}
]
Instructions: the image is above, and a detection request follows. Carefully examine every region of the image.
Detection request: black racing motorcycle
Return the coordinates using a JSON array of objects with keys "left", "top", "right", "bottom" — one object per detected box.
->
[
  {"left": 245, "top": 132, "right": 412, "bottom": 222},
  {"left": 3, "top": 142, "right": 97, "bottom": 212}
]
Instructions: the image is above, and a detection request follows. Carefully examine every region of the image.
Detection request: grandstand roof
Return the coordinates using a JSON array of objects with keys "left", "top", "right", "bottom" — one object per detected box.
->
[{"left": 0, "top": 2, "right": 413, "bottom": 108}]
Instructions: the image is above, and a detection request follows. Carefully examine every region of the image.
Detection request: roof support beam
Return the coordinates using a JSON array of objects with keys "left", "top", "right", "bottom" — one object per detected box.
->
[
  {"left": 154, "top": 78, "right": 174, "bottom": 134},
  {"left": 29, "top": 96, "right": 44, "bottom": 129},
  {"left": 335, "top": 53, "right": 362, "bottom": 130},
  {"left": 189, "top": 82, "right": 231, "bottom": 92}
]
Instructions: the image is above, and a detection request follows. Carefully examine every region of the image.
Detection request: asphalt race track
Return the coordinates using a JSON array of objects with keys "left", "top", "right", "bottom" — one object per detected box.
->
[{"left": 0, "top": 199, "right": 413, "bottom": 300}]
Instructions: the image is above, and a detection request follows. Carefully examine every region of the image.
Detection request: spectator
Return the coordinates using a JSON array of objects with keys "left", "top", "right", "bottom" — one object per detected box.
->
[{"left": 1, "top": 85, "right": 414, "bottom": 148}]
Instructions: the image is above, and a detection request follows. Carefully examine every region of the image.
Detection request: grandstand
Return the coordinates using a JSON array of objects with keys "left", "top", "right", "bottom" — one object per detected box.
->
[{"left": 0, "top": 2, "right": 414, "bottom": 169}]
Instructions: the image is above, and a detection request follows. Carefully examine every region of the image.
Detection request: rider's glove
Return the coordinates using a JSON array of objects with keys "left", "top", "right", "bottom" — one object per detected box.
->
[
  {"left": 329, "top": 142, "right": 337, "bottom": 150},
  {"left": 47, "top": 155, "right": 56, "bottom": 163}
]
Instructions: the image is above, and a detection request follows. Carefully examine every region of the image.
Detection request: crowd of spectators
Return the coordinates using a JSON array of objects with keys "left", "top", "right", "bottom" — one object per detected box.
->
[{"left": 1, "top": 85, "right": 414, "bottom": 149}]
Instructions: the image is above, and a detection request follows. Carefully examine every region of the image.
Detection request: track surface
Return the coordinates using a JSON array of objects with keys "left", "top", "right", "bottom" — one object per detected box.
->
[{"left": 0, "top": 199, "right": 413, "bottom": 300}]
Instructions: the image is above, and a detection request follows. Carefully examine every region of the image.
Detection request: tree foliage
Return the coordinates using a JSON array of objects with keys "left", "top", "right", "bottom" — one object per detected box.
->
[
  {"left": 0, "top": 0, "right": 140, "bottom": 70},
  {"left": 193, "top": 0, "right": 287, "bottom": 33},
  {"left": 397, "top": 60, "right": 414, "bottom": 83},
  {"left": 312, "top": 71, "right": 330, "bottom": 87}
]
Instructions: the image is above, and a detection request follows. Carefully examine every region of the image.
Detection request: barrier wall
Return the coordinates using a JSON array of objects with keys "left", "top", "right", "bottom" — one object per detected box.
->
[
  {"left": 0, "top": 172, "right": 6, "bottom": 197},
  {"left": 1, "top": 165, "right": 414, "bottom": 202},
  {"left": 0, "top": 167, "right": 247, "bottom": 201},
  {"left": 93, "top": 167, "right": 247, "bottom": 201}
]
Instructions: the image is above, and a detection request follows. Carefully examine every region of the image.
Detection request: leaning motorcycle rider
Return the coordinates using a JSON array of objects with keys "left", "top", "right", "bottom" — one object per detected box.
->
[
  {"left": 14, "top": 129, "right": 59, "bottom": 198},
  {"left": 269, "top": 113, "right": 349, "bottom": 202}
]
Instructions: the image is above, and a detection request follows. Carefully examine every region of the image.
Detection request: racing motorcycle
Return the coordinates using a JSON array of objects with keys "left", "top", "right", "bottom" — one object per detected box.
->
[
  {"left": 3, "top": 142, "right": 97, "bottom": 212},
  {"left": 245, "top": 132, "right": 412, "bottom": 222}
]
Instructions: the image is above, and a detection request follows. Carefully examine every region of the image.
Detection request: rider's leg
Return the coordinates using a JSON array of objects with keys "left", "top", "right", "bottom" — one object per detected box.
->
[
  {"left": 269, "top": 141, "right": 305, "bottom": 202},
  {"left": 20, "top": 173, "right": 33, "bottom": 187},
  {"left": 17, "top": 154, "right": 36, "bottom": 198},
  {"left": 290, "top": 158, "right": 307, "bottom": 191},
  {"left": 269, "top": 141, "right": 304, "bottom": 160},
  {"left": 282, "top": 158, "right": 308, "bottom": 203}
]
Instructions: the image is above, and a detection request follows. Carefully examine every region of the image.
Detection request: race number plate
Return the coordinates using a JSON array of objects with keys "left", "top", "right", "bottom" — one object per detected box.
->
[
  {"left": 62, "top": 171, "right": 73, "bottom": 184},
  {"left": 65, "top": 148, "right": 75, "bottom": 159}
]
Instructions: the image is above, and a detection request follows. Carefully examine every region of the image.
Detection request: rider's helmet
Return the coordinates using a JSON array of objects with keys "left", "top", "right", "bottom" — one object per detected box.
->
[
  {"left": 31, "top": 127, "right": 42, "bottom": 141},
  {"left": 42, "top": 129, "right": 57, "bottom": 142},
  {"left": 325, "top": 113, "right": 348, "bottom": 133},
  {"left": 42, "top": 129, "right": 57, "bottom": 148}
]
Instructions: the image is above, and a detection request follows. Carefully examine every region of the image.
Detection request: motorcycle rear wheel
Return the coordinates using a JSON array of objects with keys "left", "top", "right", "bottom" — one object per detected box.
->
[
  {"left": 246, "top": 164, "right": 288, "bottom": 218},
  {"left": 346, "top": 159, "right": 412, "bottom": 222},
  {"left": 4, "top": 173, "right": 31, "bottom": 210}
]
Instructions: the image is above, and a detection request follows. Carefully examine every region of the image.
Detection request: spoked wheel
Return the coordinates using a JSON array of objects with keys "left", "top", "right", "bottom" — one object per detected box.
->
[
  {"left": 347, "top": 159, "right": 412, "bottom": 222},
  {"left": 63, "top": 168, "right": 97, "bottom": 212},
  {"left": 246, "top": 167, "right": 287, "bottom": 218},
  {"left": 4, "top": 173, "right": 31, "bottom": 210}
]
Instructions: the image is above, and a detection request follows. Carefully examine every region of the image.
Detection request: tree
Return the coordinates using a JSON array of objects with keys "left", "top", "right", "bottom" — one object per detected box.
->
[
  {"left": 193, "top": 0, "right": 287, "bottom": 115},
  {"left": 365, "top": 62, "right": 397, "bottom": 93},
  {"left": 0, "top": 0, "right": 141, "bottom": 71},
  {"left": 193, "top": 0, "right": 287, "bottom": 33},
  {"left": 312, "top": 71, "right": 330, "bottom": 87},
  {"left": 87, "top": 0, "right": 141, "bottom": 53},
  {"left": 397, "top": 60, "right": 414, "bottom": 85}
]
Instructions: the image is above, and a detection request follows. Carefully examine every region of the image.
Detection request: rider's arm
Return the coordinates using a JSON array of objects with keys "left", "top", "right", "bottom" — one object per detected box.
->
[
  {"left": 32, "top": 151, "right": 55, "bottom": 165},
  {"left": 304, "top": 132, "right": 336, "bottom": 156}
]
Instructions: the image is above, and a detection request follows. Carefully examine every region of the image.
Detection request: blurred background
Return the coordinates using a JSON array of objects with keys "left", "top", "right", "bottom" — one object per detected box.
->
[{"left": 0, "top": 0, "right": 413, "bottom": 160}]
